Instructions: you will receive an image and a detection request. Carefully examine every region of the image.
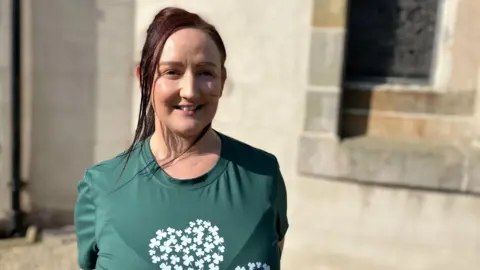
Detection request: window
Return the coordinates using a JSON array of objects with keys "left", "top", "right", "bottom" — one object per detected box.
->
[{"left": 344, "top": 0, "right": 439, "bottom": 83}]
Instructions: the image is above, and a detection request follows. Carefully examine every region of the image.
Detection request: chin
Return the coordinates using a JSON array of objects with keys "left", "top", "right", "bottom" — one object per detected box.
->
[{"left": 171, "top": 123, "right": 210, "bottom": 138}]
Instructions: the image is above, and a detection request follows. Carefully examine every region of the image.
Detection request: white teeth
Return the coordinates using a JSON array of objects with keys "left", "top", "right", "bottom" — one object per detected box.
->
[{"left": 179, "top": 106, "right": 197, "bottom": 111}]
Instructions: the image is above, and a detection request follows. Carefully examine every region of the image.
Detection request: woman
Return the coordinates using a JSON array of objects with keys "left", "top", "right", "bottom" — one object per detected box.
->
[{"left": 74, "top": 7, "right": 288, "bottom": 270}]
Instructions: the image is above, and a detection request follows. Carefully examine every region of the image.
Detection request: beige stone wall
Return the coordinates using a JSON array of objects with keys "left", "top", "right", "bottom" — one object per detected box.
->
[
  {"left": 20, "top": 0, "right": 136, "bottom": 226},
  {"left": 295, "top": 0, "right": 480, "bottom": 269},
  {"left": 442, "top": 0, "right": 480, "bottom": 92}
]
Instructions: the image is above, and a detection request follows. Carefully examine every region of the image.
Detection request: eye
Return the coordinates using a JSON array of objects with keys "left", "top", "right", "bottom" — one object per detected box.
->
[
  {"left": 165, "top": 69, "right": 179, "bottom": 75},
  {"left": 198, "top": 71, "right": 214, "bottom": 77},
  {"left": 162, "top": 69, "right": 182, "bottom": 78}
]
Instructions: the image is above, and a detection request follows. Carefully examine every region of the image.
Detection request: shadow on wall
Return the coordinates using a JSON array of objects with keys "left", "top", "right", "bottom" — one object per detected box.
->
[
  {"left": 28, "top": 0, "right": 135, "bottom": 228},
  {"left": 339, "top": 0, "right": 439, "bottom": 138},
  {"left": 0, "top": 0, "right": 12, "bottom": 233}
]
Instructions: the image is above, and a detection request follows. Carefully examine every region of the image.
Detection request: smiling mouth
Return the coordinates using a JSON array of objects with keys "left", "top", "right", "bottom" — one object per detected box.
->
[{"left": 172, "top": 105, "right": 204, "bottom": 111}]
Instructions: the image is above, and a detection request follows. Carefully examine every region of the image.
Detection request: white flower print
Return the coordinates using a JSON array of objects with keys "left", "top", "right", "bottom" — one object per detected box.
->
[
  {"left": 196, "top": 248, "right": 205, "bottom": 257},
  {"left": 204, "top": 242, "right": 215, "bottom": 253},
  {"left": 236, "top": 262, "right": 271, "bottom": 270},
  {"left": 181, "top": 235, "right": 191, "bottom": 246},
  {"left": 212, "top": 253, "right": 223, "bottom": 264},
  {"left": 193, "top": 236, "right": 203, "bottom": 245},
  {"left": 209, "top": 226, "right": 219, "bottom": 235},
  {"left": 160, "top": 243, "right": 172, "bottom": 254},
  {"left": 213, "top": 235, "right": 224, "bottom": 246},
  {"left": 168, "top": 235, "right": 178, "bottom": 245},
  {"left": 160, "top": 263, "right": 171, "bottom": 270},
  {"left": 195, "top": 259, "right": 205, "bottom": 268},
  {"left": 192, "top": 226, "right": 202, "bottom": 235},
  {"left": 170, "top": 255, "right": 180, "bottom": 265},
  {"left": 150, "top": 238, "right": 160, "bottom": 248},
  {"left": 161, "top": 254, "right": 168, "bottom": 261},
  {"left": 206, "top": 235, "right": 213, "bottom": 242},
  {"left": 183, "top": 254, "right": 194, "bottom": 266},
  {"left": 149, "top": 219, "right": 226, "bottom": 268},
  {"left": 208, "top": 263, "right": 219, "bottom": 270},
  {"left": 156, "top": 230, "right": 167, "bottom": 240}
]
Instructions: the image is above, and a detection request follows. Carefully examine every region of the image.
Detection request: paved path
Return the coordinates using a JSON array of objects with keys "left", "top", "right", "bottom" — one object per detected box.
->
[{"left": 0, "top": 227, "right": 78, "bottom": 270}]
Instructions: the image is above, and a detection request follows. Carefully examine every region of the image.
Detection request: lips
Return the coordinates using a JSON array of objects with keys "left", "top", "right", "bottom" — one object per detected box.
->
[{"left": 173, "top": 105, "right": 204, "bottom": 112}]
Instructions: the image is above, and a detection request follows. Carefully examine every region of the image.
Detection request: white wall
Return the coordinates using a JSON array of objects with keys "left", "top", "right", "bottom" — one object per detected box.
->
[{"left": 25, "top": 0, "right": 135, "bottom": 224}]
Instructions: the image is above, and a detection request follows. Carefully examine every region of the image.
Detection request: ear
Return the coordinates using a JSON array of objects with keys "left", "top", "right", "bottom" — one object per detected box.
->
[
  {"left": 220, "top": 66, "right": 227, "bottom": 97},
  {"left": 135, "top": 64, "right": 141, "bottom": 82}
]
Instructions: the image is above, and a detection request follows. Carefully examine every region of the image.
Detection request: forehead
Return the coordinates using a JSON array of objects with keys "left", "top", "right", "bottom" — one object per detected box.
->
[{"left": 160, "top": 28, "right": 221, "bottom": 64}]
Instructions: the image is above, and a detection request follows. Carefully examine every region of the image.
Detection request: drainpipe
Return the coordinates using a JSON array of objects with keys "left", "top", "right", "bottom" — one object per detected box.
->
[{"left": 10, "top": 0, "right": 24, "bottom": 237}]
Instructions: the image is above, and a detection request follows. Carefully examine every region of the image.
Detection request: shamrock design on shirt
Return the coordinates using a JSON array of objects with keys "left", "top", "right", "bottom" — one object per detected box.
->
[
  {"left": 235, "top": 262, "right": 271, "bottom": 270},
  {"left": 148, "top": 219, "right": 271, "bottom": 270},
  {"left": 149, "top": 219, "right": 225, "bottom": 269}
]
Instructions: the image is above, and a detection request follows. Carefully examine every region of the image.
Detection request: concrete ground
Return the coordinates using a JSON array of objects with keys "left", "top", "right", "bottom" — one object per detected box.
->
[{"left": 0, "top": 227, "right": 78, "bottom": 270}]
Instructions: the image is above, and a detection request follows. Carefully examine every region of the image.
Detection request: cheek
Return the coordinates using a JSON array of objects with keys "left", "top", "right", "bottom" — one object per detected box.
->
[
  {"left": 201, "top": 79, "right": 223, "bottom": 98},
  {"left": 152, "top": 79, "right": 179, "bottom": 105}
]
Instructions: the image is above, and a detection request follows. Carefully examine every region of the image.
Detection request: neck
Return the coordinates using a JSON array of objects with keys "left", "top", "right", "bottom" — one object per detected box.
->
[{"left": 150, "top": 126, "right": 217, "bottom": 163}]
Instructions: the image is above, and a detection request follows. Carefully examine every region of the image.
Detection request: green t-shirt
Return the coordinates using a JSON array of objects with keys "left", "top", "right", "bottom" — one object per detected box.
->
[{"left": 74, "top": 132, "right": 289, "bottom": 270}]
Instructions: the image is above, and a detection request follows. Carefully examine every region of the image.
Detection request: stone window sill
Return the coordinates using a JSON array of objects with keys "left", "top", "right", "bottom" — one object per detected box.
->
[{"left": 298, "top": 134, "right": 480, "bottom": 195}]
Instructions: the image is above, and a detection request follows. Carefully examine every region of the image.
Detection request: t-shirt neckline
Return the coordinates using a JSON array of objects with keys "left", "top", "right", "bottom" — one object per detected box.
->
[{"left": 140, "top": 130, "right": 228, "bottom": 189}]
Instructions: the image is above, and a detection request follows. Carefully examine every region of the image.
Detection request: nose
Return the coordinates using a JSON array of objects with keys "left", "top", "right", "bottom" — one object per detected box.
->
[{"left": 179, "top": 72, "right": 199, "bottom": 100}]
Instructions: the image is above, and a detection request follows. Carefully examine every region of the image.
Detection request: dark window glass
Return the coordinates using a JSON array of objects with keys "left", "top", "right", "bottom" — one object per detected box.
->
[{"left": 344, "top": 0, "right": 439, "bottom": 82}]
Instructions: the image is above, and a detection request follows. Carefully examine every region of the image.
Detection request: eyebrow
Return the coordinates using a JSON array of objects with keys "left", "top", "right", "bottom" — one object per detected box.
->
[{"left": 159, "top": 61, "right": 218, "bottom": 68}]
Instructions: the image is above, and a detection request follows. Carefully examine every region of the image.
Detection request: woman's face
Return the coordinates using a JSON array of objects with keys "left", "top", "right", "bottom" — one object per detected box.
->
[{"left": 151, "top": 28, "right": 225, "bottom": 138}]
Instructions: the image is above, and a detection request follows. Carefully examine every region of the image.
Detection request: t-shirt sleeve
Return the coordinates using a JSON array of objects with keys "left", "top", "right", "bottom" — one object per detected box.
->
[
  {"left": 274, "top": 165, "right": 289, "bottom": 241},
  {"left": 74, "top": 171, "right": 98, "bottom": 270}
]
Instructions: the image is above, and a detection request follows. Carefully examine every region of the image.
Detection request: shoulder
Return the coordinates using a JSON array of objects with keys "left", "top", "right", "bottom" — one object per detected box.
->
[
  {"left": 219, "top": 132, "right": 280, "bottom": 174},
  {"left": 81, "top": 142, "right": 146, "bottom": 194},
  {"left": 85, "top": 151, "right": 128, "bottom": 180}
]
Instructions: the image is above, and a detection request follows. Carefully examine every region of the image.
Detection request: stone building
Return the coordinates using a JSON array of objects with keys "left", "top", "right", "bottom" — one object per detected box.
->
[{"left": 0, "top": 0, "right": 479, "bottom": 269}]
